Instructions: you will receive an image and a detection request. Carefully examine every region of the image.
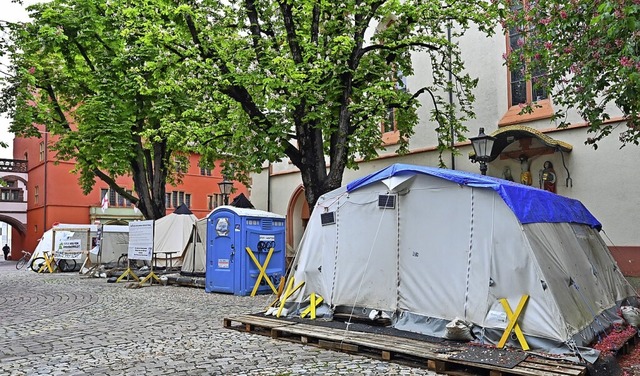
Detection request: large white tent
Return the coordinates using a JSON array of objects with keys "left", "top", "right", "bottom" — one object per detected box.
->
[
  {"left": 153, "top": 204, "right": 197, "bottom": 268},
  {"left": 286, "top": 163, "right": 637, "bottom": 356}
]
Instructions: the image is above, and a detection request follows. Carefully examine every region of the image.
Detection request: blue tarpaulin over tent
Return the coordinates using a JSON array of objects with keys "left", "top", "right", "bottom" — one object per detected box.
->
[{"left": 346, "top": 163, "right": 601, "bottom": 230}]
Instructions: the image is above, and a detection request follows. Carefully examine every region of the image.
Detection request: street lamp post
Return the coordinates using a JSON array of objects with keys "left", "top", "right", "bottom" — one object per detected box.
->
[
  {"left": 469, "top": 127, "right": 496, "bottom": 175},
  {"left": 218, "top": 178, "right": 233, "bottom": 205}
]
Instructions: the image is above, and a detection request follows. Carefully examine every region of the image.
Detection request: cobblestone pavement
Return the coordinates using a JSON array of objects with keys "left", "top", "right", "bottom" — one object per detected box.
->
[{"left": 0, "top": 260, "right": 441, "bottom": 375}]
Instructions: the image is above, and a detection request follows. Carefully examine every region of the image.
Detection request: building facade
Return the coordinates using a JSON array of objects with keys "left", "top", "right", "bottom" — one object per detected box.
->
[
  {"left": 249, "top": 24, "right": 640, "bottom": 275},
  {"left": 6, "top": 125, "right": 248, "bottom": 257}
]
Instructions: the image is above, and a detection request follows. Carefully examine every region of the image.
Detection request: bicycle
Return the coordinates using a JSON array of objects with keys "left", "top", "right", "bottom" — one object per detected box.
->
[
  {"left": 15, "top": 250, "right": 33, "bottom": 270},
  {"left": 117, "top": 253, "right": 149, "bottom": 269},
  {"left": 30, "top": 251, "right": 77, "bottom": 273}
]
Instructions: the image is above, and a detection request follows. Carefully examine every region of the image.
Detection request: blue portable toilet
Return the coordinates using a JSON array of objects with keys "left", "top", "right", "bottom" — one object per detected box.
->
[{"left": 205, "top": 206, "right": 286, "bottom": 296}]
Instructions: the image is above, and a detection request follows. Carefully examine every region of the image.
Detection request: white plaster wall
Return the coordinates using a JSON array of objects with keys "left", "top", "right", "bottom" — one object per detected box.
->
[
  {"left": 251, "top": 24, "right": 640, "bottom": 250},
  {"left": 407, "top": 28, "right": 509, "bottom": 154}
]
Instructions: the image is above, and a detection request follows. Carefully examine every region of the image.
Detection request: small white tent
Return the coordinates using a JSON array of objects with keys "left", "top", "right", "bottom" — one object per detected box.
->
[
  {"left": 287, "top": 164, "right": 637, "bottom": 355},
  {"left": 181, "top": 217, "right": 207, "bottom": 277},
  {"left": 153, "top": 204, "right": 197, "bottom": 268}
]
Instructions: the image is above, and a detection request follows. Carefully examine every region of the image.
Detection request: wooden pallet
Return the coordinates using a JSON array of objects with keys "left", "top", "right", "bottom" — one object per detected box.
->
[{"left": 223, "top": 314, "right": 586, "bottom": 376}]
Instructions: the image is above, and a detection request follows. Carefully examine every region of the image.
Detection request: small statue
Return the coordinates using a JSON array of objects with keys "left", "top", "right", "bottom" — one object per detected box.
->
[
  {"left": 503, "top": 166, "right": 514, "bottom": 181},
  {"left": 519, "top": 154, "right": 533, "bottom": 186},
  {"left": 541, "top": 161, "right": 557, "bottom": 193}
]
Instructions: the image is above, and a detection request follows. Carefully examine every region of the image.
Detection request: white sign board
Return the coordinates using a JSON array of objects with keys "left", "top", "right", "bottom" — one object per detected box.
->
[
  {"left": 56, "top": 239, "right": 83, "bottom": 260},
  {"left": 128, "top": 220, "right": 154, "bottom": 261}
]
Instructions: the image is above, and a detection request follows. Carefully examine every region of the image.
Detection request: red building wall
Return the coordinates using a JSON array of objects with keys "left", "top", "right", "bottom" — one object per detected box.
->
[{"left": 12, "top": 129, "right": 249, "bottom": 253}]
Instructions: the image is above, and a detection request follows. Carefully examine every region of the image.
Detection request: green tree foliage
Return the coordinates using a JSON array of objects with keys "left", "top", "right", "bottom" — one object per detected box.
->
[
  {"left": 2, "top": 0, "right": 499, "bottom": 212},
  {"left": 499, "top": 0, "right": 640, "bottom": 148},
  {"left": 0, "top": 0, "right": 203, "bottom": 219},
  {"left": 147, "top": 0, "right": 498, "bottom": 209}
]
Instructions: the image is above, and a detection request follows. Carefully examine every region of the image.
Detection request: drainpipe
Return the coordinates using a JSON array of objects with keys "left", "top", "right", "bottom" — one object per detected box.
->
[
  {"left": 267, "top": 163, "right": 272, "bottom": 212},
  {"left": 448, "top": 27, "right": 455, "bottom": 170},
  {"left": 43, "top": 128, "right": 47, "bottom": 232}
]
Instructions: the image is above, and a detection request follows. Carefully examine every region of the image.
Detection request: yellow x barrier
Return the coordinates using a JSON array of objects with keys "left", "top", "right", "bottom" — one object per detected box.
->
[
  {"left": 37, "top": 252, "right": 57, "bottom": 273},
  {"left": 497, "top": 295, "right": 530, "bottom": 351},
  {"left": 276, "top": 276, "right": 305, "bottom": 318},
  {"left": 300, "top": 293, "right": 324, "bottom": 319},
  {"left": 245, "top": 247, "right": 278, "bottom": 296}
]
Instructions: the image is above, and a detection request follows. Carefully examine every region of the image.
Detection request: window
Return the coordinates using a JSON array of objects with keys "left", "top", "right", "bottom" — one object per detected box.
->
[
  {"left": 208, "top": 194, "right": 224, "bottom": 209},
  {"left": 125, "top": 190, "right": 132, "bottom": 206},
  {"left": 38, "top": 142, "right": 44, "bottom": 161},
  {"left": 174, "top": 158, "right": 186, "bottom": 174},
  {"left": 172, "top": 191, "right": 178, "bottom": 207},
  {"left": 500, "top": 0, "right": 553, "bottom": 126},
  {"left": 185, "top": 194, "right": 191, "bottom": 208},
  {"left": 200, "top": 167, "right": 212, "bottom": 176},
  {"left": 507, "top": 1, "right": 547, "bottom": 106},
  {"left": 101, "top": 188, "right": 135, "bottom": 208},
  {"left": 34, "top": 185, "right": 39, "bottom": 204},
  {"left": 0, "top": 188, "right": 22, "bottom": 202},
  {"left": 381, "top": 70, "right": 407, "bottom": 145},
  {"left": 214, "top": 193, "right": 223, "bottom": 207},
  {"left": 165, "top": 193, "right": 171, "bottom": 208}
]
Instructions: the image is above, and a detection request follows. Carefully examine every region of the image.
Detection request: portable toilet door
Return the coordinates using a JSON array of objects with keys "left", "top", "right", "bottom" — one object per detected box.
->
[
  {"left": 205, "top": 209, "right": 237, "bottom": 293},
  {"left": 240, "top": 216, "right": 286, "bottom": 296}
]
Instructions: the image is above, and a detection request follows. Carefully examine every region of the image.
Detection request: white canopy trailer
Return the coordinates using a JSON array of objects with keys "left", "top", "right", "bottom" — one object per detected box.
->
[
  {"left": 287, "top": 163, "right": 637, "bottom": 356},
  {"left": 29, "top": 224, "right": 129, "bottom": 267}
]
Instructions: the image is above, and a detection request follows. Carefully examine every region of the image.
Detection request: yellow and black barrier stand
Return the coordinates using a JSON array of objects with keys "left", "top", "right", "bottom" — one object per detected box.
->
[
  {"left": 245, "top": 246, "right": 278, "bottom": 296},
  {"left": 497, "top": 294, "right": 530, "bottom": 351},
  {"left": 116, "top": 259, "right": 139, "bottom": 283},
  {"left": 139, "top": 263, "right": 160, "bottom": 286}
]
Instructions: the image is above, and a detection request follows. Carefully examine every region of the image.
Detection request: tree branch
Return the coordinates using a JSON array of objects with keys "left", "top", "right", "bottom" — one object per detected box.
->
[
  {"left": 92, "top": 167, "right": 139, "bottom": 204},
  {"left": 359, "top": 42, "right": 440, "bottom": 59},
  {"left": 42, "top": 76, "right": 72, "bottom": 131},
  {"left": 182, "top": 11, "right": 296, "bottom": 161},
  {"left": 244, "top": 0, "right": 265, "bottom": 62},
  {"left": 72, "top": 39, "right": 96, "bottom": 71},
  {"left": 277, "top": 0, "right": 303, "bottom": 64}
]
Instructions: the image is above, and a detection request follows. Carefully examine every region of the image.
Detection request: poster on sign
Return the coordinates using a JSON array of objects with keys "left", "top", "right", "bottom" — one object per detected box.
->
[
  {"left": 56, "top": 239, "right": 83, "bottom": 260},
  {"left": 128, "top": 220, "right": 154, "bottom": 261}
]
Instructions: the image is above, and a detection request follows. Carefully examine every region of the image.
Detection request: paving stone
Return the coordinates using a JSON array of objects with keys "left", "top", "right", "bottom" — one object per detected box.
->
[{"left": 0, "top": 260, "right": 441, "bottom": 375}]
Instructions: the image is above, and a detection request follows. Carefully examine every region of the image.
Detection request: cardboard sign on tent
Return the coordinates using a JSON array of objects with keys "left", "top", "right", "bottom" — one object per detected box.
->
[
  {"left": 153, "top": 203, "right": 198, "bottom": 268},
  {"left": 286, "top": 163, "right": 637, "bottom": 356}
]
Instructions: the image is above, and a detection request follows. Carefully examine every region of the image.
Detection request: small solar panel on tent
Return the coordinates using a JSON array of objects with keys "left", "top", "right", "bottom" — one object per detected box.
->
[
  {"left": 321, "top": 212, "right": 336, "bottom": 226},
  {"left": 378, "top": 194, "right": 396, "bottom": 209}
]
